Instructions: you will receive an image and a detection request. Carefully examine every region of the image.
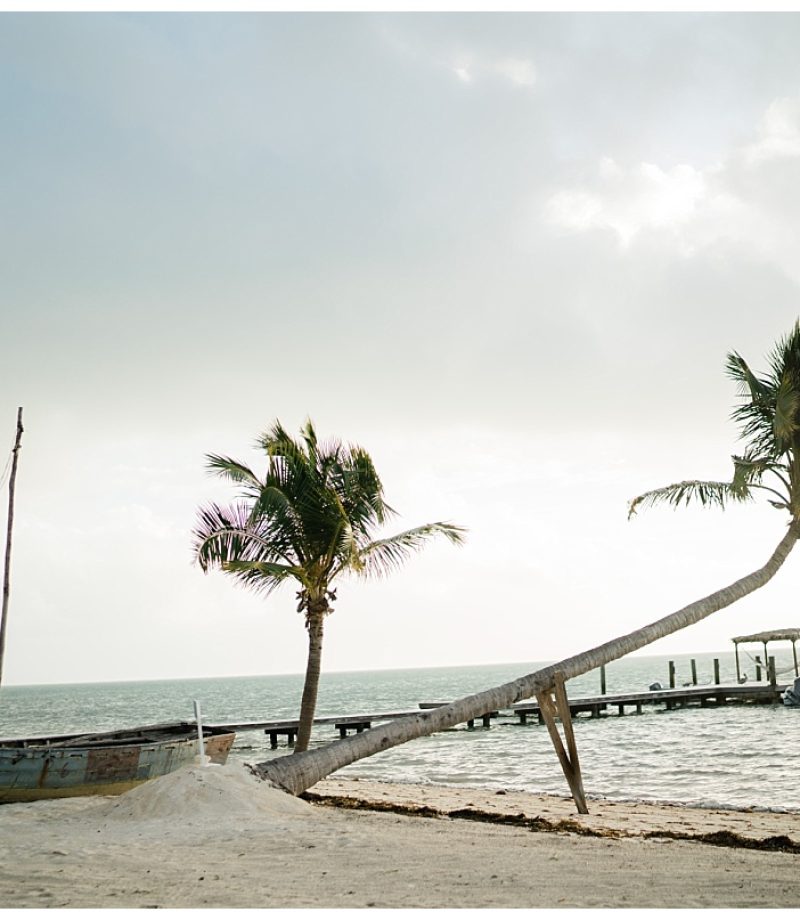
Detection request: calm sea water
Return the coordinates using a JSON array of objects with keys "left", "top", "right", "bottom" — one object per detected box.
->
[{"left": 2, "top": 652, "right": 799, "bottom": 812}]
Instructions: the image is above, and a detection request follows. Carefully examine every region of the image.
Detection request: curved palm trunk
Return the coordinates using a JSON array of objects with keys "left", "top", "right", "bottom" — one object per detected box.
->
[
  {"left": 295, "top": 611, "right": 325, "bottom": 752},
  {"left": 256, "top": 522, "right": 799, "bottom": 795}
]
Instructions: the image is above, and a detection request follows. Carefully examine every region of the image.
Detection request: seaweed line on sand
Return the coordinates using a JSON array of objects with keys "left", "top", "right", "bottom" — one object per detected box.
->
[{"left": 301, "top": 791, "right": 800, "bottom": 854}]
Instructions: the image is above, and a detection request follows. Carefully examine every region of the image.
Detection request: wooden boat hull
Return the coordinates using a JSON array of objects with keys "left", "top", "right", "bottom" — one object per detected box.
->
[{"left": 0, "top": 722, "right": 236, "bottom": 804}]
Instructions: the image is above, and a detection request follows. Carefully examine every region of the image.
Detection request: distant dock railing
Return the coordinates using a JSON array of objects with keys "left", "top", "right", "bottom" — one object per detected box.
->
[{"left": 206, "top": 680, "right": 788, "bottom": 748}]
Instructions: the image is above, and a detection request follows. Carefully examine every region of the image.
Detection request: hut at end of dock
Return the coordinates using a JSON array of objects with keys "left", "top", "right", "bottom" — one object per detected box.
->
[{"left": 732, "top": 628, "right": 800, "bottom": 684}]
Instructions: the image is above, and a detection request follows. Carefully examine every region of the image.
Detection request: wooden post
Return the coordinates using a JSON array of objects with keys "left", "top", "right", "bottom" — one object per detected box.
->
[
  {"left": 536, "top": 673, "right": 589, "bottom": 815},
  {"left": 668, "top": 660, "right": 676, "bottom": 689},
  {"left": 713, "top": 658, "right": 720, "bottom": 685},
  {"left": 600, "top": 664, "right": 607, "bottom": 696},
  {"left": 0, "top": 408, "right": 23, "bottom": 688},
  {"left": 793, "top": 640, "right": 799, "bottom": 678},
  {"left": 690, "top": 659, "right": 697, "bottom": 685},
  {"left": 768, "top": 656, "right": 777, "bottom": 688},
  {"left": 734, "top": 643, "right": 741, "bottom": 683},
  {"left": 755, "top": 656, "right": 762, "bottom": 681}
]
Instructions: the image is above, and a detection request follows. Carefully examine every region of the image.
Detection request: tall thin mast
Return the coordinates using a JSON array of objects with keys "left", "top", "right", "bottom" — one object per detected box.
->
[{"left": 0, "top": 408, "right": 24, "bottom": 687}]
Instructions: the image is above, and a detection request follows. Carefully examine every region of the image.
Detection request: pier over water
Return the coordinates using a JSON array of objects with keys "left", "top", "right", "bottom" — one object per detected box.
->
[{"left": 208, "top": 679, "right": 788, "bottom": 748}]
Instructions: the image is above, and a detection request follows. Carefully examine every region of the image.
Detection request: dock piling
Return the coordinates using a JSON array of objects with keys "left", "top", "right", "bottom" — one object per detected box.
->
[
  {"left": 668, "top": 661, "right": 676, "bottom": 689},
  {"left": 690, "top": 659, "right": 697, "bottom": 685}
]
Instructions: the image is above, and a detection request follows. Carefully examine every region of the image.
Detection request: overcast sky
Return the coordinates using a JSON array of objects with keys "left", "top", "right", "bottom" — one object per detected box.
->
[{"left": 3, "top": 12, "right": 800, "bottom": 686}]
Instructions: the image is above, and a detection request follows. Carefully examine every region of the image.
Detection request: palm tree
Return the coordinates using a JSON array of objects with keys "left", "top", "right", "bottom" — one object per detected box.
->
[
  {"left": 628, "top": 320, "right": 800, "bottom": 521},
  {"left": 252, "top": 323, "right": 800, "bottom": 797},
  {"left": 194, "top": 419, "right": 465, "bottom": 752}
]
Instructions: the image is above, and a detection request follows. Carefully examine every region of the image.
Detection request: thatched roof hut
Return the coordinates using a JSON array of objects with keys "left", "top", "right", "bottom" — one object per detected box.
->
[{"left": 731, "top": 629, "right": 800, "bottom": 683}]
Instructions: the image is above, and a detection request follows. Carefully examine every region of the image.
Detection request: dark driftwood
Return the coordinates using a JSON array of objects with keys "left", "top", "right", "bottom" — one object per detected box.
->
[{"left": 0, "top": 407, "right": 23, "bottom": 687}]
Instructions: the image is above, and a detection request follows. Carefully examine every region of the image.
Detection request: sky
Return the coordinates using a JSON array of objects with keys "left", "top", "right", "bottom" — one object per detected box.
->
[{"left": 3, "top": 11, "right": 800, "bottom": 686}]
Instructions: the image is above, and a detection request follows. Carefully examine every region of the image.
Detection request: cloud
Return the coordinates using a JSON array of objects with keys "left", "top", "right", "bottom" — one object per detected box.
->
[
  {"left": 545, "top": 159, "right": 717, "bottom": 248},
  {"left": 494, "top": 57, "right": 537, "bottom": 87},
  {"left": 454, "top": 54, "right": 536, "bottom": 89},
  {"left": 542, "top": 94, "right": 800, "bottom": 281},
  {"left": 383, "top": 26, "right": 536, "bottom": 91},
  {"left": 743, "top": 97, "right": 800, "bottom": 165}
]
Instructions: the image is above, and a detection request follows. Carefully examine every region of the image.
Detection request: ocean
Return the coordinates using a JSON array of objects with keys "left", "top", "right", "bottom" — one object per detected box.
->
[{"left": 2, "top": 651, "right": 799, "bottom": 812}]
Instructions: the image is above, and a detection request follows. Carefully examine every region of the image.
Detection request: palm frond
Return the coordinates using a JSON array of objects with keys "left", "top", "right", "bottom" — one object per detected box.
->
[
  {"left": 773, "top": 371, "right": 800, "bottom": 449},
  {"left": 731, "top": 453, "right": 768, "bottom": 492},
  {"left": 339, "top": 446, "right": 394, "bottom": 528},
  {"left": 205, "top": 454, "right": 262, "bottom": 493},
  {"left": 767, "top": 319, "right": 800, "bottom": 390},
  {"left": 193, "top": 501, "right": 278, "bottom": 571},
  {"left": 249, "top": 485, "right": 308, "bottom": 562},
  {"left": 628, "top": 480, "right": 753, "bottom": 519},
  {"left": 726, "top": 361, "right": 776, "bottom": 460},
  {"left": 221, "top": 559, "right": 306, "bottom": 597},
  {"left": 726, "top": 352, "right": 771, "bottom": 403},
  {"left": 355, "top": 522, "right": 467, "bottom": 579},
  {"left": 731, "top": 452, "right": 791, "bottom": 509},
  {"left": 327, "top": 520, "right": 363, "bottom": 575}
]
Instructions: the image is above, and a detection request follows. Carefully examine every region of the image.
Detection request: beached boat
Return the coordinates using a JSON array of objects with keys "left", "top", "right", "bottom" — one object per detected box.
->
[{"left": 0, "top": 721, "right": 236, "bottom": 803}]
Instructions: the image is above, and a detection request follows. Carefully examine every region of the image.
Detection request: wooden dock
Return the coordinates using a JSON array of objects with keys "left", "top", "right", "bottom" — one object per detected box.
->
[
  {"left": 207, "top": 681, "right": 788, "bottom": 748},
  {"left": 511, "top": 682, "right": 788, "bottom": 724},
  {"left": 208, "top": 710, "right": 422, "bottom": 748}
]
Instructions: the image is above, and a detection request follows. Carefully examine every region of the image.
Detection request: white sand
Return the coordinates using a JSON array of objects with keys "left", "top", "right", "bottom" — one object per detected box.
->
[{"left": 1, "top": 763, "right": 798, "bottom": 909}]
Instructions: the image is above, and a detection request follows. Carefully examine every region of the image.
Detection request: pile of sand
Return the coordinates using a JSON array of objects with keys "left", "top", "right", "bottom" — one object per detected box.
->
[
  {"left": 2, "top": 774, "right": 799, "bottom": 907},
  {"left": 93, "top": 762, "right": 314, "bottom": 834}
]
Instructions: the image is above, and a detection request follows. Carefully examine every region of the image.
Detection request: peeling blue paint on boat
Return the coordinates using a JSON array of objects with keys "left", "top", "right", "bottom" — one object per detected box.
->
[{"left": 0, "top": 722, "right": 235, "bottom": 803}]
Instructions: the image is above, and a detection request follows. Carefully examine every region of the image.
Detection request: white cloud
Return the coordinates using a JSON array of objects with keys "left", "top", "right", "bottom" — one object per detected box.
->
[
  {"left": 541, "top": 92, "right": 800, "bottom": 275},
  {"left": 494, "top": 57, "right": 536, "bottom": 88},
  {"left": 744, "top": 97, "right": 800, "bottom": 165},
  {"left": 545, "top": 160, "right": 713, "bottom": 247},
  {"left": 448, "top": 52, "right": 536, "bottom": 90}
]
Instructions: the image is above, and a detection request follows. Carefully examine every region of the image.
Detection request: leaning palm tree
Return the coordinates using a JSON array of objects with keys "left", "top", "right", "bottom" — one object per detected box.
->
[
  {"left": 252, "top": 322, "right": 800, "bottom": 798},
  {"left": 194, "top": 419, "right": 465, "bottom": 752}
]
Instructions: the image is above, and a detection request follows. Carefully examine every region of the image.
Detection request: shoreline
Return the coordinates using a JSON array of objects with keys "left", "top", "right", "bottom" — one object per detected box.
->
[
  {"left": 1, "top": 765, "right": 799, "bottom": 908},
  {"left": 308, "top": 777, "right": 800, "bottom": 852}
]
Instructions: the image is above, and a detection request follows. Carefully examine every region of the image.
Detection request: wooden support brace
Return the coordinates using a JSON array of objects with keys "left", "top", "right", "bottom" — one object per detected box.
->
[{"left": 535, "top": 673, "right": 589, "bottom": 815}]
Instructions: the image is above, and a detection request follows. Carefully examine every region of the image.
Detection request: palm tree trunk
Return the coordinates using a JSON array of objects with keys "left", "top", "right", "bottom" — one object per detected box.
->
[
  {"left": 294, "top": 610, "right": 325, "bottom": 752},
  {"left": 255, "top": 521, "right": 800, "bottom": 795}
]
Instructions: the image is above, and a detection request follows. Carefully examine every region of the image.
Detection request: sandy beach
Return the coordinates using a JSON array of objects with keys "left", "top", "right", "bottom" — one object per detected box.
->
[{"left": 0, "top": 763, "right": 798, "bottom": 909}]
